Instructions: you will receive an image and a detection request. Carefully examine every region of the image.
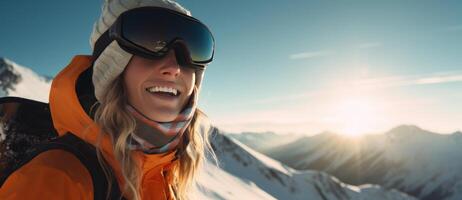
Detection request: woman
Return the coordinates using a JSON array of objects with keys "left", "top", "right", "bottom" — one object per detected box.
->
[{"left": 0, "top": 0, "right": 216, "bottom": 199}]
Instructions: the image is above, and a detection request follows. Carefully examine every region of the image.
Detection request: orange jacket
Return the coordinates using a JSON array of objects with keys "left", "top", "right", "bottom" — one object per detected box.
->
[{"left": 0, "top": 55, "right": 179, "bottom": 200}]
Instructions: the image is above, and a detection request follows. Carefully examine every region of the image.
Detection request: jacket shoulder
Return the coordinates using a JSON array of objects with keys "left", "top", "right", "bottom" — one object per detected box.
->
[{"left": 0, "top": 149, "right": 93, "bottom": 200}]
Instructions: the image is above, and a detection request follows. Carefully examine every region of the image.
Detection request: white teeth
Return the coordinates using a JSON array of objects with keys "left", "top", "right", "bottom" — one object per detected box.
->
[{"left": 147, "top": 86, "right": 178, "bottom": 96}]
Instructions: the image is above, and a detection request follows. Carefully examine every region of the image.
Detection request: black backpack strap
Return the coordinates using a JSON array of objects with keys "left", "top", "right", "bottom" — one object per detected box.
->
[{"left": 1, "top": 132, "right": 125, "bottom": 200}]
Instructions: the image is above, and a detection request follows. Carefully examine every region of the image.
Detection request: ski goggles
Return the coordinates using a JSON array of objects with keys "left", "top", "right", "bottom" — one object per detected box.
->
[{"left": 92, "top": 7, "right": 215, "bottom": 70}]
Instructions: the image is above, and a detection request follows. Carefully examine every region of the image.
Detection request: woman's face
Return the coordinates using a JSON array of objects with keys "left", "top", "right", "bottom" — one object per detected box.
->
[{"left": 123, "top": 50, "right": 195, "bottom": 122}]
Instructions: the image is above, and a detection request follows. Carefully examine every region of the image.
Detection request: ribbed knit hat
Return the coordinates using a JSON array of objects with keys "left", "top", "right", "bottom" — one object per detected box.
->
[{"left": 90, "top": 0, "right": 205, "bottom": 102}]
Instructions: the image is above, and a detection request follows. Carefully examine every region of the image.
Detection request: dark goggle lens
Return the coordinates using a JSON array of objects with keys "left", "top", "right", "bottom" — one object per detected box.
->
[{"left": 121, "top": 8, "right": 214, "bottom": 64}]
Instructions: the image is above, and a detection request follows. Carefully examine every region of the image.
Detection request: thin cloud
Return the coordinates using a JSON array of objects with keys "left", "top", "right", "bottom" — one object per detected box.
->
[
  {"left": 243, "top": 70, "right": 462, "bottom": 106},
  {"left": 358, "top": 42, "right": 382, "bottom": 49},
  {"left": 415, "top": 74, "right": 462, "bottom": 85},
  {"left": 289, "top": 50, "right": 333, "bottom": 60},
  {"left": 352, "top": 71, "right": 462, "bottom": 89}
]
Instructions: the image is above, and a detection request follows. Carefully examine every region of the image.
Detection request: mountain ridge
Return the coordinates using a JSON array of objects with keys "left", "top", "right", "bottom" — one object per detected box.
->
[{"left": 258, "top": 124, "right": 462, "bottom": 200}]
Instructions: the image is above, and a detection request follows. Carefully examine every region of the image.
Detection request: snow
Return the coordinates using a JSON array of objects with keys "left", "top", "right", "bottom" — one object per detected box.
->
[
  {"left": 195, "top": 160, "right": 276, "bottom": 200},
  {"left": 227, "top": 136, "right": 293, "bottom": 176},
  {"left": 0, "top": 58, "right": 51, "bottom": 102}
]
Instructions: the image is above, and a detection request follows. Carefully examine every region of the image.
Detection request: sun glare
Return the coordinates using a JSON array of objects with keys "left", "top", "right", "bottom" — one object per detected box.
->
[{"left": 331, "top": 96, "right": 381, "bottom": 137}]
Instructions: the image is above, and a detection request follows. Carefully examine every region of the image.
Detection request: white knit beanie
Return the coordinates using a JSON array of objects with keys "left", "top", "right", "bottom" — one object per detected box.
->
[{"left": 90, "top": 0, "right": 205, "bottom": 102}]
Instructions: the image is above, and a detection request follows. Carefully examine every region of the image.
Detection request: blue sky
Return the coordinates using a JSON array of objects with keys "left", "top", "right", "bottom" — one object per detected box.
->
[{"left": 1, "top": 0, "right": 461, "bottom": 135}]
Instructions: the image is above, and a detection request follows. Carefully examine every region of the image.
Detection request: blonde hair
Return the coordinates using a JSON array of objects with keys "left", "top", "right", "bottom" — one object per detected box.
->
[{"left": 91, "top": 75, "right": 217, "bottom": 200}]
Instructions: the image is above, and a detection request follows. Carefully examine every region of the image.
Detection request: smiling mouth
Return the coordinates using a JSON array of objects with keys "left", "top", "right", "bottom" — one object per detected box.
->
[{"left": 145, "top": 86, "right": 181, "bottom": 97}]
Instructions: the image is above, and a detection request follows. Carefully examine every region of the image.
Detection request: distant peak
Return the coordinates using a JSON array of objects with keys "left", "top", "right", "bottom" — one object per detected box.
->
[
  {"left": 312, "top": 130, "right": 339, "bottom": 140},
  {"left": 0, "top": 57, "right": 8, "bottom": 65},
  {"left": 0, "top": 57, "right": 18, "bottom": 72},
  {"left": 0, "top": 57, "right": 17, "bottom": 70},
  {"left": 0, "top": 57, "right": 13, "bottom": 64},
  {"left": 0, "top": 57, "right": 21, "bottom": 93},
  {"left": 319, "top": 130, "right": 337, "bottom": 135},
  {"left": 386, "top": 124, "right": 433, "bottom": 137},
  {"left": 389, "top": 124, "right": 422, "bottom": 131}
]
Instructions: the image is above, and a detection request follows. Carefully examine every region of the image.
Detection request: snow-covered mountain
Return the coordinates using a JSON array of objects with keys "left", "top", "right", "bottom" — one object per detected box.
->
[
  {"left": 263, "top": 125, "right": 462, "bottom": 200},
  {"left": 0, "top": 57, "right": 416, "bottom": 199},
  {"left": 0, "top": 57, "right": 51, "bottom": 102},
  {"left": 197, "top": 127, "right": 416, "bottom": 200}
]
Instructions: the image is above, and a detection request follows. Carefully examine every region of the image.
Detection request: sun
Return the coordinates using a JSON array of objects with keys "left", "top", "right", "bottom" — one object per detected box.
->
[{"left": 331, "top": 96, "right": 381, "bottom": 137}]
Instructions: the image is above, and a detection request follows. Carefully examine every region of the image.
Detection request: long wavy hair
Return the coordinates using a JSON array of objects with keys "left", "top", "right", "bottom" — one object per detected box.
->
[{"left": 90, "top": 75, "right": 217, "bottom": 200}]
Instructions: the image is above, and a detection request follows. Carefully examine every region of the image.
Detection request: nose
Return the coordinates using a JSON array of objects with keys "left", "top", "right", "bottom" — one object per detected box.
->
[{"left": 159, "top": 50, "right": 181, "bottom": 78}]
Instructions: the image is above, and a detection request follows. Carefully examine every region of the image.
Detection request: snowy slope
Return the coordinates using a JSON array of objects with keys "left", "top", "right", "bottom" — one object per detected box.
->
[
  {"left": 0, "top": 57, "right": 51, "bottom": 102},
  {"left": 195, "top": 159, "right": 277, "bottom": 200},
  {"left": 264, "top": 125, "right": 462, "bottom": 200}
]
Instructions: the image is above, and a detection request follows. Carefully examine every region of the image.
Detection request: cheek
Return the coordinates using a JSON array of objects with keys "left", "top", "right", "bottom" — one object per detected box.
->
[
  {"left": 123, "top": 61, "right": 151, "bottom": 90},
  {"left": 123, "top": 68, "right": 144, "bottom": 99},
  {"left": 185, "top": 71, "right": 196, "bottom": 93}
]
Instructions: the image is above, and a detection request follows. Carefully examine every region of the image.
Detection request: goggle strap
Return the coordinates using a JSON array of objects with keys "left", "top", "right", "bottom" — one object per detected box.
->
[{"left": 92, "top": 30, "right": 112, "bottom": 62}]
